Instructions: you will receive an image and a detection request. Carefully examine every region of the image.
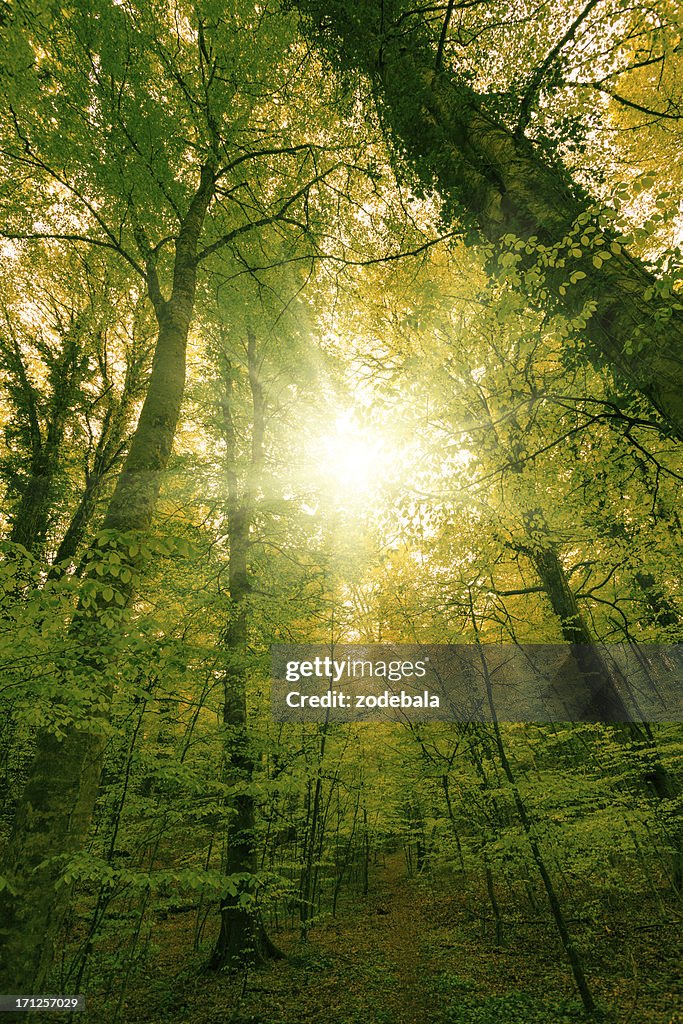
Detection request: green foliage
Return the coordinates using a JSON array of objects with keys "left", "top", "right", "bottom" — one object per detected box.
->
[
  {"left": 0, "top": 2, "right": 682, "bottom": 1021},
  {"left": 438, "top": 992, "right": 586, "bottom": 1024}
]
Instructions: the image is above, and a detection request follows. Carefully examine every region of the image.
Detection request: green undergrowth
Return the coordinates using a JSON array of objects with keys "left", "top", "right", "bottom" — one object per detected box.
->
[{"left": 80, "top": 856, "right": 680, "bottom": 1024}]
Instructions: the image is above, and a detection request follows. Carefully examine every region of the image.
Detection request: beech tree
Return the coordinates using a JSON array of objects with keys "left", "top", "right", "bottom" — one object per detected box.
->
[
  {"left": 295, "top": 0, "right": 683, "bottom": 440},
  {"left": 0, "top": 246, "right": 151, "bottom": 561},
  {"left": 208, "top": 329, "right": 279, "bottom": 967}
]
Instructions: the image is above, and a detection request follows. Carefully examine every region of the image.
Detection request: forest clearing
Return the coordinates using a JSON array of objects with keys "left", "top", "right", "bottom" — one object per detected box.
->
[{"left": 0, "top": 0, "right": 682, "bottom": 1021}]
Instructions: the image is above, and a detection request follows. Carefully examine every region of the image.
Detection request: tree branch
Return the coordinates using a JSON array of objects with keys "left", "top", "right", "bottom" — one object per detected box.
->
[
  {"left": 434, "top": 0, "right": 456, "bottom": 73},
  {"left": 592, "top": 83, "right": 682, "bottom": 120},
  {"left": 516, "top": 0, "right": 604, "bottom": 136},
  {"left": 197, "top": 162, "right": 343, "bottom": 262}
]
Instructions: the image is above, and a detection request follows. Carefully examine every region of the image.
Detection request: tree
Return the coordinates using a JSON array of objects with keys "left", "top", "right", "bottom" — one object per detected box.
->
[
  {"left": 209, "top": 329, "right": 280, "bottom": 967},
  {"left": 295, "top": 0, "right": 683, "bottom": 440},
  {"left": 0, "top": 246, "right": 150, "bottom": 560}
]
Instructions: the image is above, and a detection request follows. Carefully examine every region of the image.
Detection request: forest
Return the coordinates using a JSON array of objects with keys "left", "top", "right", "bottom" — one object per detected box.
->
[{"left": 0, "top": 0, "right": 682, "bottom": 1021}]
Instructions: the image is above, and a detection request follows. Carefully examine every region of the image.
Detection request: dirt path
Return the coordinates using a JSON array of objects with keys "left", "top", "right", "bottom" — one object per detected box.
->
[
  {"left": 350, "top": 852, "right": 443, "bottom": 1024},
  {"left": 154, "top": 851, "right": 450, "bottom": 1024}
]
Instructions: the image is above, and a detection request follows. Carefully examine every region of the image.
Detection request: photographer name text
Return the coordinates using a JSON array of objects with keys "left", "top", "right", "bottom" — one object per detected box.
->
[{"left": 284, "top": 688, "right": 439, "bottom": 709}]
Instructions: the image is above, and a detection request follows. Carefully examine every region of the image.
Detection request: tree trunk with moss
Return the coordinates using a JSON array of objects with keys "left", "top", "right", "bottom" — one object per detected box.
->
[
  {"left": 297, "top": 1, "right": 683, "bottom": 440},
  {"left": 210, "top": 331, "right": 279, "bottom": 969}
]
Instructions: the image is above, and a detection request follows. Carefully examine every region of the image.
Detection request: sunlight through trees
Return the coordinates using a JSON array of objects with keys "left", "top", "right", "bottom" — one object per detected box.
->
[{"left": 0, "top": 2, "right": 681, "bottom": 1021}]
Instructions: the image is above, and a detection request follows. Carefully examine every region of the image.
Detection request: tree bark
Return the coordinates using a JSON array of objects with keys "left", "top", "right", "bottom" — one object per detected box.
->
[
  {"left": 52, "top": 352, "right": 145, "bottom": 568},
  {"left": 5, "top": 333, "right": 85, "bottom": 555},
  {"left": 0, "top": 162, "right": 216, "bottom": 995},
  {"left": 520, "top": 536, "right": 682, "bottom": 891},
  {"left": 209, "top": 332, "right": 280, "bottom": 969},
  {"left": 524, "top": 539, "right": 632, "bottom": 721},
  {"left": 297, "top": 2, "right": 683, "bottom": 440}
]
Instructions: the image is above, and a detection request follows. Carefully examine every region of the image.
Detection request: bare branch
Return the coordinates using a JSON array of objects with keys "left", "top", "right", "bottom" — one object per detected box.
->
[
  {"left": 197, "top": 161, "right": 343, "bottom": 262},
  {"left": 434, "top": 0, "right": 456, "bottom": 73}
]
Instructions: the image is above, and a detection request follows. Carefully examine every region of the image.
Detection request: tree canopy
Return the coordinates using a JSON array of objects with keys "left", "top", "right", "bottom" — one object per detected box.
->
[{"left": 0, "top": 2, "right": 681, "bottom": 1021}]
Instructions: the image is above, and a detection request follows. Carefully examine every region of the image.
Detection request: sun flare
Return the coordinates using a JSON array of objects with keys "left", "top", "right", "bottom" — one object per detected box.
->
[{"left": 315, "top": 410, "right": 391, "bottom": 501}]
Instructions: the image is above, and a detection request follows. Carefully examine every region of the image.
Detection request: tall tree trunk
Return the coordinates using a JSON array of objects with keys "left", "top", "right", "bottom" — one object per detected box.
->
[
  {"left": 52, "top": 353, "right": 145, "bottom": 568},
  {"left": 0, "top": 162, "right": 216, "bottom": 996},
  {"left": 210, "top": 331, "right": 279, "bottom": 969},
  {"left": 9, "top": 466, "right": 53, "bottom": 553},
  {"left": 5, "top": 333, "right": 85, "bottom": 555},
  {"left": 523, "top": 538, "right": 632, "bottom": 721},
  {"left": 469, "top": 594, "right": 597, "bottom": 1015},
  {"left": 52, "top": 474, "right": 105, "bottom": 567},
  {"left": 520, "top": 535, "right": 682, "bottom": 891},
  {"left": 297, "top": 2, "right": 683, "bottom": 440},
  {"left": 299, "top": 724, "right": 328, "bottom": 938}
]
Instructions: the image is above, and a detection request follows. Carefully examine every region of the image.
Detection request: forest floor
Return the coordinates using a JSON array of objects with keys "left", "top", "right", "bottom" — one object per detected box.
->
[{"left": 117, "top": 853, "right": 682, "bottom": 1024}]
